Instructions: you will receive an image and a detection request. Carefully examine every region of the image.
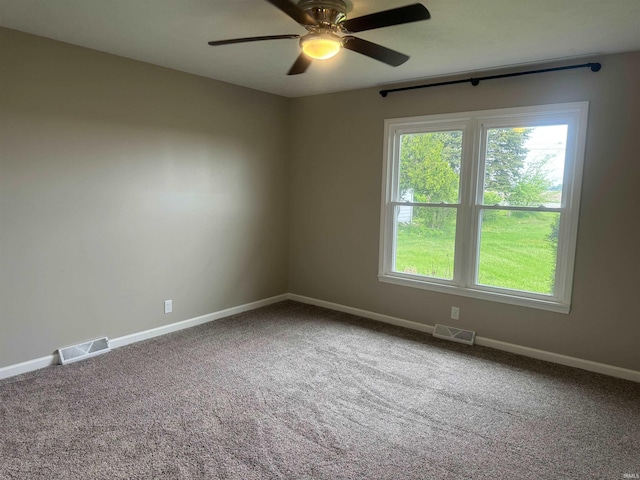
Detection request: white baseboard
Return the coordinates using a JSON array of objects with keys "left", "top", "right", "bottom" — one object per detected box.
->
[
  {"left": 474, "top": 336, "right": 640, "bottom": 383},
  {"left": 0, "top": 355, "right": 58, "bottom": 380},
  {"left": 2, "top": 292, "right": 638, "bottom": 383},
  {"left": 109, "top": 293, "right": 288, "bottom": 349},
  {"left": 0, "top": 293, "right": 288, "bottom": 381},
  {"left": 288, "top": 293, "right": 640, "bottom": 383},
  {"left": 287, "top": 294, "right": 435, "bottom": 334}
]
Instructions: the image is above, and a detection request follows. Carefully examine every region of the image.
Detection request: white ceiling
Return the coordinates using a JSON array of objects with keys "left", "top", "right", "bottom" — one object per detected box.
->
[{"left": 1, "top": 0, "right": 639, "bottom": 98}]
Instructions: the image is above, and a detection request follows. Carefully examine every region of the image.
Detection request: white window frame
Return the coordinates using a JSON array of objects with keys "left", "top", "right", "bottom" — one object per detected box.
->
[{"left": 379, "top": 102, "right": 589, "bottom": 313}]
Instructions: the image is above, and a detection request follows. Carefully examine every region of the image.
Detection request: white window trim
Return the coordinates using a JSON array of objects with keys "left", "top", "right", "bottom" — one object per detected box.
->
[{"left": 379, "top": 102, "right": 589, "bottom": 314}]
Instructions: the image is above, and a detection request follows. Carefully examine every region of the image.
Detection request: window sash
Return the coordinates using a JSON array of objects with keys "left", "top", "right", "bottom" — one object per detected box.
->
[{"left": 380, "top": 102, "right": 588, "bottom": 313}]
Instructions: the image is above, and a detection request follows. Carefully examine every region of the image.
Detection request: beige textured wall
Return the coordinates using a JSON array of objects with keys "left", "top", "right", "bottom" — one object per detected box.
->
[
  {"left": 289, "top": 53, "right": 640, "bottom": 371},
  {"left": 0, "top": 28, "right": 290, "bottom": 368}
]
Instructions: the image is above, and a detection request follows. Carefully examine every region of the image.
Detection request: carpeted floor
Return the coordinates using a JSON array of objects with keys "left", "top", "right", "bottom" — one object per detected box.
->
[{"left": 1, "top": 300, "right": 638, "bottom": 479}]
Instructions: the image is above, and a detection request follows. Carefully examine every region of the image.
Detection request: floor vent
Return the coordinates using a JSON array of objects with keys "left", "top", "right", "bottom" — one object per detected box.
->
[
  {"left": 433, "top": 324, "right": 476, "bottom": 345},
  {"left": 58, "top": 337, "right": 111, "bottom": 365}
]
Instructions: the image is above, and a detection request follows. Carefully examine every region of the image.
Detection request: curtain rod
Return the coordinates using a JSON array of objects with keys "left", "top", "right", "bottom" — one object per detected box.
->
[{"left": 379, "top": 62, "right": 602, "bottom": 98}]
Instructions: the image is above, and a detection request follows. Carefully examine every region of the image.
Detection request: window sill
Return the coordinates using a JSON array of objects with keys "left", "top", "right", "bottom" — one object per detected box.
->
[{"left": 378, "top": 273, "right": 570, "bottom": 314}]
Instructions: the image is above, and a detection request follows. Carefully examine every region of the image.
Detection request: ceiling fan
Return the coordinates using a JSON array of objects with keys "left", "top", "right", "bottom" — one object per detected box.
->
[{"left": 207, "top": 0, "right": 430, "bottom": 75}]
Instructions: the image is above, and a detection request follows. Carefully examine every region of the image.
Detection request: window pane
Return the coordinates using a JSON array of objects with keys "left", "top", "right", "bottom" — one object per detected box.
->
[
  {"left": 477, "top": 210, "right": 560, "bottom": 294},
  {"left": 483, "top": 125, "right": 568, "bottom": 207},
  {"left": 394, "top": 206, "right": 456, "bottom": 280},
  {"left": 399, "top": 131, "right": 462, "bottom": 204}
]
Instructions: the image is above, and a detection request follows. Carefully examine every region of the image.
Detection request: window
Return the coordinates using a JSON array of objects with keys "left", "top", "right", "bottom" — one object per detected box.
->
[{"left": 379, "top": 103, "right": 588, "bottom": 313}]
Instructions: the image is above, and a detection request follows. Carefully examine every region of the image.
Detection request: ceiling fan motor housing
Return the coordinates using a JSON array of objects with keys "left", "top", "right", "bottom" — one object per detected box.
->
[
  {"left": 208, "top": 0, "right": 430, "bottom": 75},
  {"left": 297, "top": 0, "right": 347, "bottom": 28}
]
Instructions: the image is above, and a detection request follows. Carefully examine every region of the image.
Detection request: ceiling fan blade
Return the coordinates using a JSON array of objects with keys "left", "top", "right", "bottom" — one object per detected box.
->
[
  {"left": 287, "top": 53, "right": 312, "bottom": 75},
  {"left": 342, "top": 36, "right": 409, "bottom": 67},
  {"left": 266, "top": 0, "right": 317, "bottom": 26},
  {"left": 208, "top": 34, "right": 300, "bottom": 46},
  {"left": 342, "top": 3, "right": 430, "bottom": 33}
]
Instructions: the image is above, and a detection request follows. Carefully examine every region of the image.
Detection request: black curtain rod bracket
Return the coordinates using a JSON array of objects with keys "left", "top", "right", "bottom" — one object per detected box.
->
[{"left": 379, "top": 62, "right": 601, "bottom": 98}]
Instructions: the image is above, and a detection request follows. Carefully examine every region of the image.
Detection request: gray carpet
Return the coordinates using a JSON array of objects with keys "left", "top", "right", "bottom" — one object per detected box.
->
[{"left": 1, "top": 301, "right": 638, "bottom": 479}]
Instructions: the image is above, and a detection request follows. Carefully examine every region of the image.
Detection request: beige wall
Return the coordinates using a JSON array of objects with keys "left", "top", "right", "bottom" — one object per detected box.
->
[
  {"left": 0, "top": 28, "right": 290, "bottom": 368},
  {"left": 289, "top": 52, "right": 640, "bottom": 371},
  {"left": 1, "top": 26, "right": 638, "bottom": 373}
]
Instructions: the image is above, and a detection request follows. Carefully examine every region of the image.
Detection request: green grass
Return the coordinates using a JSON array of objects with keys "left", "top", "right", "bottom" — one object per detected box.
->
[
  {"left": 395, "top": 225, "right": 456, "bottom": 280},
  {"left": 396, "top": 211, "right": 558, "bottom": 294}
]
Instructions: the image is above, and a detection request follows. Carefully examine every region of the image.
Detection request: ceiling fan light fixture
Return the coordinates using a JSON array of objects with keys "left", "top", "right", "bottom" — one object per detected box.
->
[{"left": 300, "top": 32, "right": 342, "bottom": 60}]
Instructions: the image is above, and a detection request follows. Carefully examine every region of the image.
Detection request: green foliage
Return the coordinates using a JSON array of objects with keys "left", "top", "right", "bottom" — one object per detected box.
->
[
  {"left": 483, "top": 191, "right": 502, "bottom": 205},
  {"left": 483, "top": 128, "right": 554, "bottom": 207},
  {"left": 399, "top": 132, "right": 460, "bottom": 204},
  {"left": 509, "top": 156, "right": 554, "bottom": 206},
  {"left": 434, "top": 131, "right": 462, "bottom": 174},
  {"left": 548, "top": 215, "right": 560, "bottom": 248},
  {"left": 399, "top": 127, "right": 553, "bottom": 210},
  {"left": 547, "top": 215, "right": 561, "bottom": 291},
  {"left": 399, "top": 132, "right": 461, "bottom": 229},
  {"left": 482, "top": 191, "right": 502, "bottom": 221},
  {"left": 485, "top": 128, "right": 532, "bottom": 199}
]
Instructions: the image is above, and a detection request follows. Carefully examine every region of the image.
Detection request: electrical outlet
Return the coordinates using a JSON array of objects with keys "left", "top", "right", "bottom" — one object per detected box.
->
[
  {"left": 164, "top": 300, "right": 172, "bottom": 314},
  {"left": 451, "top": 306, "right": 460, "bottom": 320}
]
